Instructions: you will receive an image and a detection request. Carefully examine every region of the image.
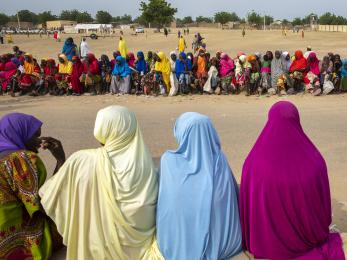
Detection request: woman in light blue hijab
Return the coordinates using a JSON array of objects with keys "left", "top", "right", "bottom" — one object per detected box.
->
[{"left": 157, "top": 112, "right": 242, "bottom": 260}]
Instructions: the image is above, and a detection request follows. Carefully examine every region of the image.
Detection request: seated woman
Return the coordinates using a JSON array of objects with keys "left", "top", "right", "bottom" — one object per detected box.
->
[
  {"left": 0, "top": 113, "right": 65, "bottom": 260},
  {"left": 305, "top": 52, "right": 321, "bottom": 96},
  {"left": 246, "top": 55, "right": 261, "bottom": 96},
  {"left": 110, "top": 56, "right": 131, "bottom": 95},
  {"left": 168, "top": 51, "right": 179, "bottom": 96},
  {"left": 0, "top": 56, "right": 18, "bottom": 96},
  {"left": 240, "top": 101, "right": 345, "bottom": 259},
  {"left": 55, "top": 54, "right": 72, "bottom": 96},
  {"left": 289, "top": 50, "right": 307, "bottom": 93},
  {"left": 134, "top": 51, "right": 148, "bottom": 94},
  {"left": 99, "top": 54, "right": 112, "bottom": 94},
  {"left": 39, "top": 106, "right": 162, "bottom": 260},
  {"left": 154, "top": 52, "right": 171, "bottom": 95},
  {"left": 203, "top": 57, "right": 219, "bottom": 94},
  {"left": 259, "top": 51, "right": 273, "bottom": 93},
  {"left": 70, "top": 56, "right": 84, "bottom": 96},
  {"left": 219, "top": 53, "right": 235, "bottom": 94},
  {"left": 81, "top": 53, "right": 101, "bottom": 95},
  {"left": 157, "top": 112, "right": 242, "bottom": 260},
  {"left": 341, "top": 59, "right": 347, "bottom": 92},
  {"left": 19, "top": 53, "right": 40, "bottom": 95},
  {"left": 126, "top": 52, "right": 136, "bottom": 68},
  {"left": 175, "top": 52, "right": 192, "bottom": 95}
]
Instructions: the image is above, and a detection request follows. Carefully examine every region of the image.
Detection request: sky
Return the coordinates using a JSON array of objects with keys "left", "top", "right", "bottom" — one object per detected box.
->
[{"left": 2, "top": 0, "right": 347, "bottom": 20}]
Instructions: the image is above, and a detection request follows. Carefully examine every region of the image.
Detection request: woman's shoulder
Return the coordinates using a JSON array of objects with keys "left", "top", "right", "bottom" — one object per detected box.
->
[
  {"left": 66, "top": 149, "right": 98, "bottom": 165},
  {"left": 0, "top": 150, "right": 39, "bottom": 165}
]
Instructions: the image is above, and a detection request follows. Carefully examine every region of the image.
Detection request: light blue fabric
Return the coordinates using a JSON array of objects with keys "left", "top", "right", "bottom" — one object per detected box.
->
[
  {"left": 112, "top": 56, "right": 131, "bottom": 77},
  {"left": 341, "top": 59, "right": 347, "bottom": 77},
  {"left": 157, "top": 112, "right": 242, "bottom": 260}
]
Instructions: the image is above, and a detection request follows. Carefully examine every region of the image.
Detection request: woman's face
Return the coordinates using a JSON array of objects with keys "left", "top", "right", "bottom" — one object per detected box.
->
[
  {"left": 275, "top": 52, "right": 281, "bottom": 59},
  {"left": 25, "top": 128, "right": 42, "bottom": 153},
  {"left": 171, "top": 54, "right": 177, "bottom": 61},
  {"left": 58, "top": 58, "right": 65, "bottom": 63}
]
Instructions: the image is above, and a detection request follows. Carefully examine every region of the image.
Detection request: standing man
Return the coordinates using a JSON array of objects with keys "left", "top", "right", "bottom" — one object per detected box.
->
[
  {"left": 0, "top": 29, "right": 4, "bottom": 44},
  {"left": 242, "top": 28, "right": 246, "bottom": 38},
  {"left": 164, "top": 28, "right": 168, "bottom": 37},
  {"left": 80, "top": 38, "right": 91, "bottom": 59}
]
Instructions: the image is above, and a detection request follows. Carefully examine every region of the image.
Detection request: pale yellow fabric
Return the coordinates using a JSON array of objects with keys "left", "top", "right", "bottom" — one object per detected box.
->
[
  {"left": 58, "top": 54, "right": 72, "bottom": 75},
  {"left": 39, "top": 106, "right": 163, "bottom": 260},
  {"left": 155, "top": 52, "right": 171, "bottom": 91},
  {"left": 119, "top": 38, "right": 128, "bottom": 58},
  {"left": 178, "top": 37, "right": 186, "bottom": 53}
]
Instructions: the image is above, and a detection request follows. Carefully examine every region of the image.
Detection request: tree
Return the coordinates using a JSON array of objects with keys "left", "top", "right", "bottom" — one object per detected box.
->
[
  {"left": 96, "top": 10, "right": 112, "bottom": 24},
  {"left": 195, "top": 16, "right": 213, "bottom": 23},
  {"left": 264, "top": 15, "right": 274, "bottom": 25},
  {"left": 182, "top": 16, "right": 194, "bottom": 24},
  {"left": 214, "top": 12, "right": 239, "bottom": 25},
  {"left": 139, "top": 0, "right": 177, "bottom": 28},
  {"left": 17, "top": 10, "right": 38, "bottom": 24},
  {"left": 0, "top": 13, "right": 10, "bottom": 26},
  {"left": 112, "top": 15, "right": 132, "bottom": 25},
  {"left": 282, "top": 19, "right": 290, "bottom": 26},
  {"left": 247, "top": 11, "right": 262, "bottom": 25},
  {"left": 76, "top": 12, "right": 93, "bottom": 23},
  {"left": 292, "top": 17, "right": 302, "bottom": 26},
  {"left": 319, "top": 12, "right": 347, "bottom": 25},
  {"left": 60, "top": 9, "right": 80, "bottom": 21},
  {"left": 37, "top": 11, "right": 57, "bottom": 24}
]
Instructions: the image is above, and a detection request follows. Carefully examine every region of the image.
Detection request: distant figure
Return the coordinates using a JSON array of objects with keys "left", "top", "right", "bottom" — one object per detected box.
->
[
  {"left": 164, "top": 28, "right": 168, "bottom": 37},
  {"left": 26, "top": 29, "right": 29, "bottom": 38},
  {"left": 301, "top": 30, "right": 305, "bottom": 38},
  {"left": 80, "top": 38, "right": 91, "bottom": 59},
  {"left": 242, "top": 28, "right": 246, "bottom": 38},
  {"left": 118, "top": 36, "right": 128, "bottom": 58},
  {"left": 0, "top": 30, "right": 4, "bottom": 44},
  {"left": 178, "top": 35, "right": 187, "bottom": 53},
  {"left": 6, "top": 34, "right": 13, "bottom": 44},
  {"left": 178, "top": 30, "right": 181, "bottom": 38},
  {"left": 187, "top": 28, "right": 190, "bottom": 34},
  {"left": 53, "top": 31, "right": 58, "bottom": 41},
  {"left": 304, "top": 46, "right": 313, "bottom": 59}
]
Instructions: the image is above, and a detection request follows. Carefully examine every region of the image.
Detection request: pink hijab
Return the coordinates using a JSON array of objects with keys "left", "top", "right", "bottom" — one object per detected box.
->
[
  {"left": 307, "top": 52, "right": 320, "bottom": 75},
  {"left": 219, "top": 53, "right": 234, "bottom": 77},
  {"left": 240, "top": 101, "right": 344, "bottom": 259}
]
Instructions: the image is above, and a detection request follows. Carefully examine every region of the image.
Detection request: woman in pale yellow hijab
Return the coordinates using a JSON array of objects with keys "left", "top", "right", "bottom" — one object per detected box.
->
[
  {"left": 155, "top": 52, "right": 171, "bottom": 92},
  {"left": 118, "top": 36, "right": 128, "bottom": 58},
  {"left": 39, "top": 106, "right": 162, "bottom": 260},
  {"left": 178, "top": 35, "right": 186, "bottom": 53}
]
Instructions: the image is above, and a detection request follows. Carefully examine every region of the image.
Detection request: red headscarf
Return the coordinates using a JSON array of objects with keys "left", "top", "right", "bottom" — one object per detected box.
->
[
  {"left": 84, "top": 53, "right": 100, "bottom": 75},
  {"left": 289, "top": 50, "right": 307, "bottom": 73},
  {"left": 307, "top": 52, "right": 320, "bottom": 75}
]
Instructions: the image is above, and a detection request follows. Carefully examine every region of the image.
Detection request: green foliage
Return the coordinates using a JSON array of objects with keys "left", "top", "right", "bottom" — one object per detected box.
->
[
  {"left": 37, "top": 11, "right": 57, "bottom": 24},
  {"left": 182, "top": 16, "right": 194, "bottom": 24},
  {"left": 76, "top": 12, "right": 93, "bottom": 23},
  {"left": 59, "top": 9, "right": 80, "bottom": 21},
  {"left": 292, "top": 17, "right": 303, "bottom": 26},
  {"left": 0, "top": 13, "right": 10, "bottom": 26},
  {"left": 96, "top": 10, "right": 113, "bottom": 24},
  {"left": 264, "top": 15, "right": 274, "bottom": 25},
  {"left": 139, "top": 0, "right": 177, "bottom": 28},
  {"left": 214, "top": 12, "right": 239, "bottom": 24},
  {"left": 247, "top": 11, "right": 262, "bottom": 25},
  {"left": 16, "top": 10, "right": 38, "bottom": 24},
  {"left": 112, "top": 15, "right": 132, "bottom": 24},
  {"left": 319, "top": 12, "right": 347, "bottom": 25},
  {"left": 195, "top": 16, "right": 213, "bottom": 23}
]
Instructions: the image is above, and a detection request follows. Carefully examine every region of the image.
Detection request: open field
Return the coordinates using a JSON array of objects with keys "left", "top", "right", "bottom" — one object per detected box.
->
[
  {"left": 1, "top": 28, "right": 347, "bottom": 59},
  {"left": 0, "top": 28, "right": 346, "bottom": 257}
]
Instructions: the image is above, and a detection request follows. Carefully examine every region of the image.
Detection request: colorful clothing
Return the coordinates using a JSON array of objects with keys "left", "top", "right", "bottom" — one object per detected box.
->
[
  {"left": 118, "top": 38, "right": 128, "bottom": 58},
  {"left": 155, "top": 52, "right": 171, "bottom": 91},
  {"left": 240, "top": 101, "right": 345, "bottom": 259}
]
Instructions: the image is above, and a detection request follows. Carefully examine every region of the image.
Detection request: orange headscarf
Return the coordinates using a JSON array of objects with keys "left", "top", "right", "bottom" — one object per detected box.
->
[{"left": 23, "top": 53, "right": 35, "bottom": 75}]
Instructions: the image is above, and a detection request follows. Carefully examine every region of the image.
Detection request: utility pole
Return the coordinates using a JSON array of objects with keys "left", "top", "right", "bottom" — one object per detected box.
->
[
  {"left": 17, "top": 11, "right": 21, "bottom": 30},
  {"left": 264, "top": 15, "right": 266, "bottom": 31}
]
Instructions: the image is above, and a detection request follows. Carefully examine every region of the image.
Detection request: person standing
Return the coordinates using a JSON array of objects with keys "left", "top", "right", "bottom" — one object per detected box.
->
[
  {"left": 80, "top": 37, "right": 91, "bottom": 59},
  {"left": 61, "top": 37, "right": 77, "bottom": 61},
  {"left": 242, "top": 28, "right": 246, "bottom": 38},
  {"left": 118, "top": 36, "right": 128, "bottom": 58},
  {"left": 164, "top": 28, "right": 168, "bottom": 37},
  {"left": 178, "top": 35, "right": 187, "bottom": 53},
  {"left": 0, "top": 29, "right": 4, "bottom": 44}
]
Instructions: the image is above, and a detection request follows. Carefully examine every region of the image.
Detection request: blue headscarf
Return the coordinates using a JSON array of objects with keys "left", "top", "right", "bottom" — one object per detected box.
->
[
  {"left": 175, "top": 52, "right": 192, "bottom": 78},
  {"left": 342, "top": 59, "right": 347, "bottom": 77},
  {"left": 136, "top": 51, "right": 147, "bottom": 74},
  {"left": 112, "top": 56, "right": 131, "bottom": 77},
  {"left": 62, "top": 38, "right": 77, "bottom": 61},
  {"left": 0, "top": 113, "right": 42, "bottom": 153},
  {"left": 157, "top": 112, "right": 242, "bottom": 260}
]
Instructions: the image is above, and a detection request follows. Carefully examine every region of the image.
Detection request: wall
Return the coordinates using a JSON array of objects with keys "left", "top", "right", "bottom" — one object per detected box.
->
[{"left": 319, "top": 24, "right": 347, "bottom": 32}]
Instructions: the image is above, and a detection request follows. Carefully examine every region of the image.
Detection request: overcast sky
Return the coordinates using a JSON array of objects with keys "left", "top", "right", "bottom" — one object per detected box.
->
[{"left": 2, "top": 0, "right": 347, "bottom": 20}]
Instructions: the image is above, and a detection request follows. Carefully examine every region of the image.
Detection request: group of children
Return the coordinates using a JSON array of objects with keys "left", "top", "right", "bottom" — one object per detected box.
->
[{"left": 1, "top": 41, "right": 347, "bottom": 97}]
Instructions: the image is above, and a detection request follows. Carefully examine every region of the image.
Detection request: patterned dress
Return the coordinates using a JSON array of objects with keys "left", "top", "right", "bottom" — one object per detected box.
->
[{"left": 0, "top": 150, "right": 61, "bottom": 260}]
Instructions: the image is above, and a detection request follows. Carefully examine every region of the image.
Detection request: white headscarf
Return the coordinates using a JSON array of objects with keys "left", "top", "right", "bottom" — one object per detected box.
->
[{"left": 40, "top": 106, "right": 162, "bottom": 260}]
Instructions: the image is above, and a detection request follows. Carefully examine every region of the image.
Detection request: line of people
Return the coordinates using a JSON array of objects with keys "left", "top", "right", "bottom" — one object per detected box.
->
[
  {"left": 1, "top": 39, "right": 347, "bottom": 97},
  {"left": 0, "top": 101, "right": 345, "bottom": 259}
]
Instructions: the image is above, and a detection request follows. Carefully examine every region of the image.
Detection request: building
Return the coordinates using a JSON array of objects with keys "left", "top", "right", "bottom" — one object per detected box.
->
[{"left": 46, "top": 20, "right": 77, "bottom": 30}]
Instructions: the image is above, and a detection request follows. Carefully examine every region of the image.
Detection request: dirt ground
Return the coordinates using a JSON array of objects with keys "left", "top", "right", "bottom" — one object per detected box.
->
[{"left": 0, "top": 29, "right": 346, "bottom": 257}]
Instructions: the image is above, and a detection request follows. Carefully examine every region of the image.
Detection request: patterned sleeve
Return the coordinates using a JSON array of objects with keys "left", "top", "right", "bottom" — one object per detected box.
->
[{"left": 8, "top": 151, "right": 45, "bottom": 217}]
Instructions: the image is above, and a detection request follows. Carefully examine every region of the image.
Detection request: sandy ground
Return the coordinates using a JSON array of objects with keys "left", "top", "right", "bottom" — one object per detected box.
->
[
  {"left": 0, "top": 29, "right": 346, "bottom": 257},
  {"left": 1, "top": 28, "right": 347, "bottom": 59}
]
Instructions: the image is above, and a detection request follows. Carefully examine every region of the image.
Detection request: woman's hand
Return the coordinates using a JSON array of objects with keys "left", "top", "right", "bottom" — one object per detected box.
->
[{"left": 41, "top": 137, "right": 65, "bottom": 164}]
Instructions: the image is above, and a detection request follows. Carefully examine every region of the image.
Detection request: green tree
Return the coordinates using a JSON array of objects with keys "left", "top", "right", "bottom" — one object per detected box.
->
[
  {"left": 182, "top": 16, "right": 193, "bottom": 24},
  {"left": 139, "top": 0, "right": 177, "bottom": 28},
  {"left": 37, "top": 11, "right": 57, "bottom": 24},
  {"left": 96, "top": 10, "right": 112, "bottom": 24},
  {"left": 247, "top": 11, "right": 262, "bottom": 25},
  {"left": 195, "top": 16, "right": 213, "bottom": 23},
  {"left": 0, "top": 13, "right": 10, "bottom": 26},
  {"left": 282, "top": 19, "right": 290, "bottom": 25},
  {"left": 292, "top": 17, "right": 302, "bottom": 26},
  {"left": 214, "top": 12, "right": 239, "bottom": 25},
  {"left": 76, "top": 12, "right": 93, "bottom": 23},
  {"left": 17, "top": 10, "right": 38, "bottom": 24},
  {"left": 264, "top": 15, "right": 274, "bottom": 25},
  {"left": 112, "top": 14, "right": 132, "bottom": 24},
  {"left": 59, "top": 9, "right": 80, "bottom": 21}
]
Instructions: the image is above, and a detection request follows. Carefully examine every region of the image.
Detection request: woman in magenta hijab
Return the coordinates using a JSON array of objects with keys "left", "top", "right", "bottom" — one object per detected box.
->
[{"left": 240, "top": 101, "right": 345, "bottom": 259}]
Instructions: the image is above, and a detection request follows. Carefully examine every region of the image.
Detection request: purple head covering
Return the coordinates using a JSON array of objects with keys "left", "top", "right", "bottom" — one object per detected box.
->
[
  {"left": 11, "top": 57, "right": 20, "bottom": 67},
  {"left": 0, "top": 113, "right": 42, "bottom": 153},
  {"left": 240, "top": 101, "right": 344, "bottom": 259}
]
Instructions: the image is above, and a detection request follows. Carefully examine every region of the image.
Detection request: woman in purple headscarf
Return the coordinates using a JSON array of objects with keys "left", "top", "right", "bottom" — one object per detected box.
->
[
  {"left": 240, "top": 101, "right": 345, "bottom": 259},
  {"left": 0, "top": 113, "right": 65, "bottom": 259}
]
